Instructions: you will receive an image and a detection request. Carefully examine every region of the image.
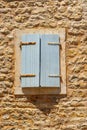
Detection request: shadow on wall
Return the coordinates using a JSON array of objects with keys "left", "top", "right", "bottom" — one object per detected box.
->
[
  {"left": 4, "top": 0, "right": 23, "bottom": 1},
  {"left": 15, "top": 95, "right": 66, "bottom": 115},
  {"left": 4, "top": 0, "right": 47, "bottom": 2}
]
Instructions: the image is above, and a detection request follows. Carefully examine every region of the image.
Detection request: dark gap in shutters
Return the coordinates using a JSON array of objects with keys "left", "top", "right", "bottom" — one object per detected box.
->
[{"left": 39, "top": 37, "right": 41, "bottom": 87}]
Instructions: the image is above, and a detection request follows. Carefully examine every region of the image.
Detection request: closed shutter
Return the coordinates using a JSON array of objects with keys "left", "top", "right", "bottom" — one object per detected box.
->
[
  {"left": 40, "top": 34, "right": 60, "bottom": 87},
  {"left": 21, "top": 34, "right": 40, "bottom": 87}
]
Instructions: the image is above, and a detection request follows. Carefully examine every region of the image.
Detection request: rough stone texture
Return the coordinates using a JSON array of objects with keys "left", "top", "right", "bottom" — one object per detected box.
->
[{"left": 0, "top": 0, "right": 87, "bottom": 130}]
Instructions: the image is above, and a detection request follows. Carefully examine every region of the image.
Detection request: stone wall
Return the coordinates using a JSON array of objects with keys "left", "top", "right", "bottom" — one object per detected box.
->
[{"left": 0, "top": 0, "right": 87, "bottom": 130}]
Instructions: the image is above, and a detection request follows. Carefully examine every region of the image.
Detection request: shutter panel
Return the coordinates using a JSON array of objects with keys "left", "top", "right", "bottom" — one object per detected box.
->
[
  {"left": 21, "top": 34, "right": 40, "bottom": 87},
  {"left": 40, "top": 34, "right": 60, "bottom": 87}
]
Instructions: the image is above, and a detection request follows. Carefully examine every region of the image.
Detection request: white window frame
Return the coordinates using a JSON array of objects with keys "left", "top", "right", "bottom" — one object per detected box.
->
[{"left": 14, "top": 28, "right": 66, "bottom": 95}]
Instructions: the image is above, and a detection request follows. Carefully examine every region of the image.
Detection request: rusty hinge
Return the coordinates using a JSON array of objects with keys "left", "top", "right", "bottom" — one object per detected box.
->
[
  {"left": 20, "top": 74, "right": 36, "bottom": 78},
  {"left": 20, "top": 42, "right": 36, "bottom": 48}
]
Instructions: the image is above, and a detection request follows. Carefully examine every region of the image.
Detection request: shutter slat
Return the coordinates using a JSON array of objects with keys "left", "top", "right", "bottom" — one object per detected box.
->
[
  {"left": 40, "top": 34, "right": 60, "bottom": 87},
  {"left": 21, "top": 34, "right": 40, "bottom": 87}
]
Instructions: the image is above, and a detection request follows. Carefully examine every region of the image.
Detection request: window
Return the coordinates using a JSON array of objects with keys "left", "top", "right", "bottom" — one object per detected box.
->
[{"left": 14, "top": 29, "right": 66, "bottom": 95}]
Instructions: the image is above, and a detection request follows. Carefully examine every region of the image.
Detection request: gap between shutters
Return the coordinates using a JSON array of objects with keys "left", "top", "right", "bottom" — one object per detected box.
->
[{"left": 39, "top": 37, "right": 41, "bottom": 87}]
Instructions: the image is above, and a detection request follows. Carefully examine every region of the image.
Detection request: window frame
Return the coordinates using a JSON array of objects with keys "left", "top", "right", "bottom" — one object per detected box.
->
[{"left": 14, "top": 28, "right": 66, "bottom": 95}]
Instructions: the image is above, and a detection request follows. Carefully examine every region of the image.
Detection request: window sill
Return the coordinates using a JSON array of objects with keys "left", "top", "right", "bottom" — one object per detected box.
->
[{"left": 15, "top": 87, "right": 66, "bottom": 95}]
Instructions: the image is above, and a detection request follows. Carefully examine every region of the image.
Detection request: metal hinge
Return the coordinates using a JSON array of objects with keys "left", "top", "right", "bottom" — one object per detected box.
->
[
  {"left": 20, "top": 42, "right": 36, "bottom": 48},
  {"left": 48, "top": 42, "right": 61, "bottom": 48},
  {"left": 20, "top": 74, "right": 36, "bottom": 78}
]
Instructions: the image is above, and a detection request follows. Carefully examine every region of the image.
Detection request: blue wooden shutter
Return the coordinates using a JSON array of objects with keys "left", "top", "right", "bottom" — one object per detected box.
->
[
  {"left": 21, "top": 34, "right": 40, "bottom": 87},
  {"left": 40, "top": 34, "right": 60, "bottom": 87}
]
